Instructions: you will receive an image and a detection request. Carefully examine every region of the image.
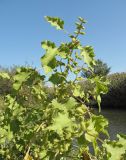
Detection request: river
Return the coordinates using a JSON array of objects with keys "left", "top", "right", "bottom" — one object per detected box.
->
[{"left": 101, "top": 109, "right": 126, "bottom": 140}]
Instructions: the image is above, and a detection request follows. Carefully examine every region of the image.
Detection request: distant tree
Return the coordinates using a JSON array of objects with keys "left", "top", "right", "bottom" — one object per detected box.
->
[{"left": 81, "top": 59, "right": 111, "bottom": 78}]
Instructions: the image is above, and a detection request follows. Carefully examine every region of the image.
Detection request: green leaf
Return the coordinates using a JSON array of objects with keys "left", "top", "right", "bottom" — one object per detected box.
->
[
  {"left": 49, "top": 72, "right": 65, "bottom": 84},
  {"left": 91, "top": 76, "right": 109, "bottom": 111},
  {"left": 52, "top": 97, "right": 77, "bottom": 112},
  {"left": 65, "top": 97, "right": 78, "bottom": 110},
  {"left": 41, "top": 41, "right": 58, "bottom": 73},
  {"left": 117, "top": 134, "right": 126, "bottom": 147},
  {"left": 93, "top": 140, "right": 100, "bottom": 156},
  {"left": 42, "top": 40, "right": 56, "bottom": 50},
  {"left": 39, "top": 150, "right": 47, "bottom": 159},
  {"left": 43, "top": 57, "right": 57, "bottom": 74},
  {"left": 92, "top": 76, "right": 109, "bottom": 95},
  {"left": 78, "top": 17, "right": 87, "bottom": 23},
  {"left": 58, "top": 43, "right": 70, "bottom": 58},
  {"left": 92, "top": 115, "right": 109, "bottom": 137},
  {"left": 45, "top": 16, "right": 64, "bottom": 30},
  {"left": 6, "top": 125, "right": 13, "bottom": 141},
  {"left": 85, "top": 115, "right": 108, "bottom": 142},
  {"left": 52, "top": 99, "right": 66, "bottom": 111},
  {"left": 73, "top": 84, "right": 84, "bottom": 98},
  {"left": 48, "top": 113, "right": 73, "bottom": 135},
  {"left": 13, "top": 71, "right": 31, "bottom": 90},
  {"left": 32, "top": 85, "right": 46, "bottom": 99},
  {"left": 85, "top": 121, "right": 98, "bottom": 142},
  {"left": 0, "top": 72, "right": 10, "bottom": 79},
  {"left": 97, "top": 95, "right": 101, "bottom": 112},
  {"left": 103, "top": 134, "right": 126, "bottom": 160},
  {"left": 80, "top": 46, "right": 96, "bottom": 69}
]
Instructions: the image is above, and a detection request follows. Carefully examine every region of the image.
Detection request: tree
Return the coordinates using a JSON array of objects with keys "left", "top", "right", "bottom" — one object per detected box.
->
[{"left": 82, "top": 59, "right": 111, "bottom": 78}]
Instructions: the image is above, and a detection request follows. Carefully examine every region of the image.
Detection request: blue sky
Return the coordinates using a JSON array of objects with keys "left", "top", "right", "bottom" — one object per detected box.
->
[{"left": 0, "top": 0, "right": 126, "bottom": 73}]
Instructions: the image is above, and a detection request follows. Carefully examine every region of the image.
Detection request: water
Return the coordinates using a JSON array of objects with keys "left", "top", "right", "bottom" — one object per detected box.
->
[{"left": 101, "top": 109, "right": 126, "bottom": 139}]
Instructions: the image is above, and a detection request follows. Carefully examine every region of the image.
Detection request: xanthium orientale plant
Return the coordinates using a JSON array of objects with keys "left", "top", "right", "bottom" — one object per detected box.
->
[{"left": 0, "top": 16, "right": 126, "bottom": 160}]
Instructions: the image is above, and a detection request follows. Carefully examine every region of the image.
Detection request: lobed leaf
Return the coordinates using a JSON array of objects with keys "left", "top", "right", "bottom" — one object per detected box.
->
[
  {"left": 49, "top": 72, "right": 65, "bottom": 84},
  {"left": 41, "top": 41, "right": 58, "bottom": 73},
  {"left": 48, "top": 112, "right": 73, "bottom": 135},
  {"left": 103, "top": 134, "right": 126, "bottom": 160},
  {"left": 80, "top": 46, "right": 96, "bottom": 69},
  {"left": 13, "top": 70, "right": 31, "bottom": 90},
  {"left": 45, "top": 16, "right": 64, "bottom": 30}
]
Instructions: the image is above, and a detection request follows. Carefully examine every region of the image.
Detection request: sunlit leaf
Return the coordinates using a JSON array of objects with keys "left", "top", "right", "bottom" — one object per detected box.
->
[
  {"left": 45, "top": 16, "right": 64, "bottom": 30},
  {"left": 81, "top": 46, "right": 96, "bottom": 69},
  {"left": 13, "top": 71, "right": 31, "bottom": 90},
  {"left": 41, "top": 41, "right": 58, "bottom": 73},
  {"left": 48, "top": 113, "right": 73, "bottom": 135},
  {"left": 103, "top": 134, "right": 126, "bottom": 160},
  {"left": 0, "top": 72, "right": 10, "bottom": 79}
]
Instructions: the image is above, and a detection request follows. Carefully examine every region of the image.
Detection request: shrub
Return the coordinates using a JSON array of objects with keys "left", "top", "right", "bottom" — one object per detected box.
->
[
  {"left": 0, "top": 16, "right": 126, "bottom": 160},
  {"left": 101, "top": 72, "right": 126, "bottom": 108}
]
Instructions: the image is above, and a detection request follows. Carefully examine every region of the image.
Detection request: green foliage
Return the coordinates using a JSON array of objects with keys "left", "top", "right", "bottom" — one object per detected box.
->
[
  {"left": 45, "top": 16, "right": 64, "bottom": 30},
  {"left": 79, "top": 72, "right": 126, "bottom": 109},
  {"left": 101, "top": 72, "right": 126, "bottom": 108},
  {"left": 41, "top": 41, "right": 58, "bottom": 73},
  {"left": 102, "top": 134, "right": 126, "bottom": 160},
  {"left": 0, "top": 16, "right": 125, "bottom": 160},
  {"left": 80, "top": 46, "right": 96, "bottom": 69}
]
